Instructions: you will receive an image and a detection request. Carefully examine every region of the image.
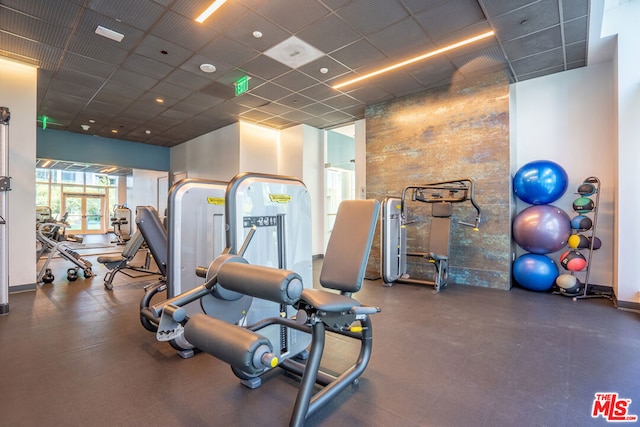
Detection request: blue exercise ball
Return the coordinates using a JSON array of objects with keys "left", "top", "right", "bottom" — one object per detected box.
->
[
  {"left": 513, "top": 253, "right": 559, "bottom": 291},
  {"left": 513, "top": 160, "right": 569, "bottom": 204},
  {"left": 513, "top": 205, "right": 571, "bottom": 254}
]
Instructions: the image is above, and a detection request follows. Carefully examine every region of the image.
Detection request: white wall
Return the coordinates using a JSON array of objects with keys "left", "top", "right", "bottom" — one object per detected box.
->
[
  {"left": 354, "top": 119, "right": 367, "bottom": 200},
  {"left": 170, "top": 122, "right": 240, "bottom": 181},
  {"left": 511, "top": 62, "right": 615, "bottom": 288},
  {"left": 127, "top": 169, "right": 169, "bottom": 228},
  {"left": 0, "top": 58, "right": 37, "bottom": 290},
  {"left": 239, "top": 122, "right": 279, "bottom": 174},
  {"left": 280, "top": 124, "right": 324, "bottom": 256},
  {"left": 601, "top": 0, "right": 640, "bottom": 305}
]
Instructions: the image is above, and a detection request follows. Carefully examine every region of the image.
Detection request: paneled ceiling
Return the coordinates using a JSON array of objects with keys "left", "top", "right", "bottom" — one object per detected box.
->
[{"left": 0, "top": 0, "right": 590, "bottom": 147}]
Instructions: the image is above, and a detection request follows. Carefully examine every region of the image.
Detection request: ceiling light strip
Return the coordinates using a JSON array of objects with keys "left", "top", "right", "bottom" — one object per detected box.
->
[
  {"left": 332, "top": 31, "right": 495, "bottom": 90},
  {"left": 195, "top": 0, "right": 227, "bottom": 23}
]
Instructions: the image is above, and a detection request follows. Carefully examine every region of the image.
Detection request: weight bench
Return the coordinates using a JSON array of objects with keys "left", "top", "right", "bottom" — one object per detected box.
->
[
  {"left": 97, "top": 230, "right": 158, "bottom": 290},
  {"left": 135, "top": 206, "right": 170, "bottom": 332},
  {"left": 169, "top": 199, "right": 380, "bottom": 426}
]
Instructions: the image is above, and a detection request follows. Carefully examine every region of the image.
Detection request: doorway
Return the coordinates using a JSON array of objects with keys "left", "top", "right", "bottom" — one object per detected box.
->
[
  {"left": 62, "top": 193, "right": 106, "bottom": 234},
  {"left": 325, "top": 125, "right": 356, "bottom": 249}
]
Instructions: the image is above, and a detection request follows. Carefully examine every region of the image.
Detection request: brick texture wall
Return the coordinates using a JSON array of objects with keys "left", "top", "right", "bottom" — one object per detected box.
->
[{"left": 366, "top": 71, "right": 512, "bottom": 290}]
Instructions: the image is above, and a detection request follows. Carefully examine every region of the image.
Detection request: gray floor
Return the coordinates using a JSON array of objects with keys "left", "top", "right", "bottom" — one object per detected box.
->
[{"left": 2, "top": 244, "right": 639, "bottom": 426}]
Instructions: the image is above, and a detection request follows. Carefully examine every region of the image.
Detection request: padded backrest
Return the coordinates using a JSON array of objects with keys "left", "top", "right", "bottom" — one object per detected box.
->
[
  {"left": 428, "top": 217, "right": 451, "bottom": 257},
  {"left": 121, "top": 229, "right": 145, "bottom": 259},
  {"left": 135, "top": 206, "right": 167, "bottom": 277},
  {"left": 432, "top": 202, "right": 452, "bottom": 218},
  {"left": 320, "top": 199, "right": 380, "bottom": 293}
]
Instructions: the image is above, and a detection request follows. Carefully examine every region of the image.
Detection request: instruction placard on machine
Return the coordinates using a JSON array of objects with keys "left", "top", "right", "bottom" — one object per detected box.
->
[{"left": 243, "top": 216, "right": 278, "bottom": 228}]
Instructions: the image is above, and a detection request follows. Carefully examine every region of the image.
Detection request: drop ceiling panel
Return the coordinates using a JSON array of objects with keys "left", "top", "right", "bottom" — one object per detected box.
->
[
  {"left": 253, "top": 0, "right": 331, "bottom": 33},
  {"left": 478, "top": 0, "right": 536, "bottom": 18},
  {"left": 490, "top": 0, "right": 561, "bottom": 42},
  {"left": 0, "top": 32, "right": 63, "bottom": 66},
  {"left": 121, "top": 54, "right": 173, "bottom": 79},
  {"left": 511, "top": 47, "right": 565, "bottom": 75},
  {"left": 151, "top": 10, "right": 217, "bottom": 50},
  {"left": 0, "top": 0, "right": 81, "bottom": 28},
  {"left": 564, "top": 17, "right": 588, "bottom": 44},
  {"left": 367, "top": 17, "right": 433, "bottom": 59},
  {"left": 0, "top": 0, "right": 591, "bottom": 145},
  {"left": 566, "top": 41, "right": 587, "bottom": 63},
  {"left": 337, "top": 0, "right": 409, "bottom": 35},
  {"left": 296, "top": 14, "right": 361, "bottom": 54},
  {"left": 562, "top": 0, "right": 589, "bottom": 21},
  {"left": 110, "top": 68, "right": 158, "bottom": 91},
  {"left": 199, "top": 35, "right": 260, "bottom": 68},
  {"left": 68, "top": 33, "right": 129, "bottom": 63},
  {"left": 241, "top": 55, "right": 292, "bottom": 81},
  {"left": 134, "top": 34, "right": 194, "bottom": 66},
  {"left": 272, "top": 71, "right": 319, "bottom": 92},
  {"left": 54, "top": 69, "right": 105, "bottom": 90},
  {"left": 76, "top": 10, "right": 146, "bottom": 51},
  {"left": 163, "top": 68, "right": 212, "bottom": 91},
  {"left": 222, "top": 11, "right": 289, "bottom": 51},
  {"left": 297, "top": 56, "right": 351, "bottom": 82},
  {"left": 400, "top": 0, "right": 449, "bottom": 14},
  {"left": 329, "top": 39, "right": 386, "bottom": 71},
  {"left": 502, "top": 26, "right": 563, "bottom": 61},
  {"left": 298, "top": 83, "right": 338, "bottom": 102},
  {"left": 249, "top": 83, "right": 294, "bottom": 102},
  {"left": 0, "top": 9, "right": 69, "bottom": 49},
  {"left": 87, "top": 0, "right": 166, "bottom": 31},
  {"left": 415, "top": 0, "right": 486, "bottom": 41}
]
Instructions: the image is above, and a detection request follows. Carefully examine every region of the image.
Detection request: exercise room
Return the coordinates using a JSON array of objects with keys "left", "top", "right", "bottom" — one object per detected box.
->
[{"left": 1, "top": 0, "right": 639, "bottom": 425}]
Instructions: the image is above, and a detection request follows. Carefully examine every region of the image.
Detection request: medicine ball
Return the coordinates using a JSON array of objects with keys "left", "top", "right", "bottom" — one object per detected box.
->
[
  {"left": 589, "top": 236, "right": 602, "bottom": 250},
  {"left": 568, "top": 234, "right": 590, "bottom": 249},
  {"left": 571, "top": 215, "right": 592, "bottom": 230},
  {"left": 577, "top": 182, "right": 596, "bottom": 196},
  {"left": 560, "top": 250, "right": 587, "bottom": 271},
  {"left": 573, "top": 197, "right": 595, "bottom": 214},
  {"left": 555, "top": 273, "right": 583, "bottom": 296}
]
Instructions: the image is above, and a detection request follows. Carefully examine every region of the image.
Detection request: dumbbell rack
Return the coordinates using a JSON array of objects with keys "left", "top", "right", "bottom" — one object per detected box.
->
[{"left": 571, "top": 177, "right": 611, "bottom": 301}]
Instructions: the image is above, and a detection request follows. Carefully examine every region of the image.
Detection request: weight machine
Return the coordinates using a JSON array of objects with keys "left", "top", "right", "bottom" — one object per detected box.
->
[
  {"left": 0, "top": 107, "right": 10, "bottom": 315},
  {"left": 139, "top": 173, "right": 381, "bottom": 426},
  {"left": 381, "top": 178, "right": 481, "bottom": 292}
]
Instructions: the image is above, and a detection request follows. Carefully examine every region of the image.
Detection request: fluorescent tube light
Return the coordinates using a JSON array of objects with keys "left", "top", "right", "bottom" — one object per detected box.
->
[
  {"left": 332, "top": 31, "right": 495, "bottom": 90},
  {"left": 95, "top": 25, "right": 124, "bottom": 42},
  {"left": 195, "top": 0, "right": 227, "bottom": 23}
]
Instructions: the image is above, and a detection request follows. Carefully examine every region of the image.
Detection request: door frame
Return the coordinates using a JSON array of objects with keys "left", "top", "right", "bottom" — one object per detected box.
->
[{"left": 61, "top": 192, "right": 107, "bottom": 234}]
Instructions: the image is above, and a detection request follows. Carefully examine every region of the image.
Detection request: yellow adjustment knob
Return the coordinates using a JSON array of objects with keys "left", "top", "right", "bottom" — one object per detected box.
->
[
  {"left": 350, "top": 326, "right": 363, "bottom": 333},
  {"left": 270, "top": 356, "right": 279, "bottom": 368}
]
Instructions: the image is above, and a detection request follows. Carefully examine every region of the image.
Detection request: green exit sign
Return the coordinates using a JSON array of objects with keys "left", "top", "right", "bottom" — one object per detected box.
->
[{"left": 235, "top": 75, "right": 249, "bottom": 96}]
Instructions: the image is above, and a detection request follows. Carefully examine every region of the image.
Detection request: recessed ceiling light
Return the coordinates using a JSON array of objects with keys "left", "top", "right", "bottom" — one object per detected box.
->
[
  {"left": 81, "top": 124, "right": 90, "bottom": 130},
  {"left": 156, "top": 98, "right": 164, "bottom": 104},
  {"left": 195, "top": 0, "right": 227, "bottom": 23},
  {"left": 89, "top": 119, "right": 95, "bottom": 123},
  {"left": 145, "top": 130, "right": 151, "bottom": 135},
  {"left": 200, "top": 63, "right": 217, "bottom": 73},
  {"left": 253, "top": 31, "right": 263, "bottom": 39},
  {"left": 332, "top": 30, "right": 495, "bottom": 90},
  {"left": 111, "top": 129, "right": 118, "bottom": 134},
  {"left": 320, "top": 67, "right": 328, "bottom": 74}
]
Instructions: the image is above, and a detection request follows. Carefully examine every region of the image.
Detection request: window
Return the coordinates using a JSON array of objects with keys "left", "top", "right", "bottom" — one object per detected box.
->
[{"left": 35, "top": 168, "right": 119, "bottom": 221}]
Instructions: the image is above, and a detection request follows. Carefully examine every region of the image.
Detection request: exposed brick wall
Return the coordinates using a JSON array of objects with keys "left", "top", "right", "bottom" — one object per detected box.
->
[{"left": 366, "top": 71, "right": 512, "bottom": 290}]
